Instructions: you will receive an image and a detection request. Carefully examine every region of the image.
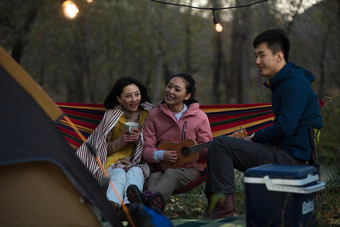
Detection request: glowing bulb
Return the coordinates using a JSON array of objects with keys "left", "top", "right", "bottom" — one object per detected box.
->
[
  {"left": 62, "top": 0, "right": 79, "bottom": 20},
  {"left": 215, "top": 23, "right": 223, "bottom": 32},
  {"left": 212, "top": 10, "right": 223, "bottom": 33},
  {"left": 87, "top": 0, "right": 94, "bottom": 2}
]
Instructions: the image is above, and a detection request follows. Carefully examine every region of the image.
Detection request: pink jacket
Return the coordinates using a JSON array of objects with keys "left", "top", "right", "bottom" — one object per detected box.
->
[{"left": 142, "top": 102, "right": 213, "bottom": 172}]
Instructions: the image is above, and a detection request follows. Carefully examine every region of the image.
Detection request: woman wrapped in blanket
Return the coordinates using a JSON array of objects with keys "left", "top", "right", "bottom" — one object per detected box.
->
[
  {"left": 76, "top": 77, "right": 154, "bottom": 213},
  {"left": 126, "top": 73, "right": 213, "bottom": 212}
]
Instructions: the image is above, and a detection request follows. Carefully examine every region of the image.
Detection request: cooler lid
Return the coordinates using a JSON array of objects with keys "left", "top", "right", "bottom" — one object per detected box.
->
[{"left": 245, "top": 164, "right": 318, "bottom": 179}]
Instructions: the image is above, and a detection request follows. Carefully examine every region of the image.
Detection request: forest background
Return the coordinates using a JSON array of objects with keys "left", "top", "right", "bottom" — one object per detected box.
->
[
  {"left": 1, "top": 0, "right": 339, "bottom": 165},
  {"left": 1, "top": 0, "right": 339, "bottom": 178}
]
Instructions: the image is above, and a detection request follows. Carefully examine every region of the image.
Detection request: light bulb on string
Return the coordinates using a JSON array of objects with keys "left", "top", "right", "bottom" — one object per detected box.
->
[
  {"left": 212, "top": 9, "right": 223, "bottom": 32},
  {"left": 214, "top": 19, "right": 223, "bottom": 32},
  {"left": 150, "top": 0, "right": 268, "bottom": 32},
  {"left": 61, "top": 0, "right": 79, "bottom": 20}
]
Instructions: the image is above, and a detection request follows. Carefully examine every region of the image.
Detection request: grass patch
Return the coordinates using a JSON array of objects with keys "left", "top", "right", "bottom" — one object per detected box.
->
[
  {"left": 165, "top": 170, "right": 246, "bottom": 219},
  {"left": 315, "top": 165, "right": 340, "bottom": 226},
  {"left": 165, "top": 185, "right": 207, "bottom": 219}
]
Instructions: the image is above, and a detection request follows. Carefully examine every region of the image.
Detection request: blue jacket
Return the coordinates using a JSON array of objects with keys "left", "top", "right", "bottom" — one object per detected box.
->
[{"left": 254, "top": 62, "right": 323, "bottom": 161}]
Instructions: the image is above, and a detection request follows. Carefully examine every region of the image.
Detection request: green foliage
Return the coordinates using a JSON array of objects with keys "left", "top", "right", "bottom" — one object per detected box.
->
[
  {"left": 165, "top": 184, "right": 207, "bottom": 219},
  {"left": 316, "top": 164, "right": 340, "bottom": 225},
  {"left": 1, "top": 0, "right": 338, "bottom": 105},
  {"left": 317, "top": 100, "right": 340, "bottom": 163}
]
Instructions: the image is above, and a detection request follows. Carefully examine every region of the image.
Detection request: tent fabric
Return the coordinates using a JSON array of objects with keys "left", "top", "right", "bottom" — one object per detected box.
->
[
  {"left": 0, "top": 47, "right": 121, "bottom": 226},
  {"left": 56, "top": 102, "right": 275, "bottom": 194},
  {"left": 0, "top": 162, "right": 102, "bottom": 227}
]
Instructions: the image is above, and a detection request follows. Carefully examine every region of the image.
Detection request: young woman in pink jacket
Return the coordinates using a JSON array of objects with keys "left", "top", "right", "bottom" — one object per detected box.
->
[{"left": 126, "top": 73, "right": 213, "bottom": 212}]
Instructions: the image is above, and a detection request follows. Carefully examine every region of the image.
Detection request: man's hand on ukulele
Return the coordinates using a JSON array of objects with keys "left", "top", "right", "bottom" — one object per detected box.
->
[
  {"left": 163, "top": 150, "right": 177, "bottom": 163},
  {"left": 244, "top": 133, "right": 255, "bottom": 142}
]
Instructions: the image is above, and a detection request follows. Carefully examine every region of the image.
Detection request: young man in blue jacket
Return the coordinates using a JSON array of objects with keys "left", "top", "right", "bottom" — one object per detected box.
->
[{"left": 204, "top": 29, "right": 323, "bottom": 219}]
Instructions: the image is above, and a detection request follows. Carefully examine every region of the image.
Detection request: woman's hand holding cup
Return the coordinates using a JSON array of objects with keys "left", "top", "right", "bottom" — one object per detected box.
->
[{"left": 122, "top": 122, "right": 140, "bottom": 143}]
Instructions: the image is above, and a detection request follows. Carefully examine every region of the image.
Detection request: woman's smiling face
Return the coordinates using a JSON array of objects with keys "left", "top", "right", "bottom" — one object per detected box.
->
[
  {"left": 165, "top": 76, "right": 191, "bottom": 112},
  {"left": 117, "top": 84, "right": 141, "bottom": 112}
]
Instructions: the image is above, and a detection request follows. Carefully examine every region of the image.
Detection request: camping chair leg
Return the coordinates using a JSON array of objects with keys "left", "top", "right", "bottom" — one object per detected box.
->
[
  {"left": 308, "top": 127, "right": 325, "bottom": 205},
  {"left": 309, "top": 127, "right": 321, "bottom": 181}
]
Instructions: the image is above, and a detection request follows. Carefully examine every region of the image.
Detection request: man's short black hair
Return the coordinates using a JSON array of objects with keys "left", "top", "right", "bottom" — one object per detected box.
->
[{"left": 253, "top": 29, "right": 290, "bottom": 62}]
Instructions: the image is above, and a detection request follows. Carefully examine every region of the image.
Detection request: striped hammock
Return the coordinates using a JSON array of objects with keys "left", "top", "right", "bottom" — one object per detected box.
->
[{"left": 56, "top": 102, "right": 275, "bottom": 194}]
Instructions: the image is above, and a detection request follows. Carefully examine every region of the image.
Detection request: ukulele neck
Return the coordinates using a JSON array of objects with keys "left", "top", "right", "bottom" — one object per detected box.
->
[{"left": 189, "top": 141, "right": 211, "bottom": 154}]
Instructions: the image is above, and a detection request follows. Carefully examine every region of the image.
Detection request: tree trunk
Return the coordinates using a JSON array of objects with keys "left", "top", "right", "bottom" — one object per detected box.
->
[
  {"left": 318, "top": 23, "right": 331, "bottom": 98},
  {"left": 213, "top": 32, "right": 222, "bottom": 104},
  {"left": 153, "top": 12, "right": 165, "bottom": 101},
  {"left": 11, "top": 8, "right": 38, "bottom": 63},
  {"left": 185, "top": 0, "right": 193, "bottom": 73},
  {"left": 227, "top": 1, "right": 251, "bottom": 104}
]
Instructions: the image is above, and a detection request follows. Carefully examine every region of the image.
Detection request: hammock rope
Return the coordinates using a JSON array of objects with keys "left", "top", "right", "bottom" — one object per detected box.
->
[{"left": 322, "top": 92, "right": 340, "bottom": 105}]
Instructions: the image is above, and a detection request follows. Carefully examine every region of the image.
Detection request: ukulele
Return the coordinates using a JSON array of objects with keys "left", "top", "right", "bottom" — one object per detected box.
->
[{"left": 159, "top": 127, "right": 248, "bottom": 170}]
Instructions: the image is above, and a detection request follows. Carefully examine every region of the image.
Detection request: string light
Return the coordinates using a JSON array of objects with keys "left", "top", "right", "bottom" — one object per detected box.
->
[
  {"left": 150, "top": 0, "right": 268, "bottom": 32},
  {"left": 212, "top": 9, "right": 223, "bottom": 33},
  {"left": 61, "top": 0, "right": 79, "bottom": 20}
]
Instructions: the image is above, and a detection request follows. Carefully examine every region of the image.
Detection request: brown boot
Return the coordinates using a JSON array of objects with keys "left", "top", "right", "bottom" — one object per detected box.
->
[{"left": 210, "top": 194, "right": 238, "bottom": 219}]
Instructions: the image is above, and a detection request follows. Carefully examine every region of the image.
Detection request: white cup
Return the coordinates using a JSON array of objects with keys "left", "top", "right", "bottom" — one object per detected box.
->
[{"left": 125, "top": 122, "right": 139, "bottom": 134}]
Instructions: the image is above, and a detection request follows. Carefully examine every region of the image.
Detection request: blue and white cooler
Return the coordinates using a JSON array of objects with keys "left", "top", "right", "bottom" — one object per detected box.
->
[{"left": 244, "top": 164, "right": 325, "bottom": 227}]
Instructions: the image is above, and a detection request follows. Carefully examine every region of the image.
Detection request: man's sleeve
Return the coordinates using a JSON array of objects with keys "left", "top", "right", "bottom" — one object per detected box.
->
[{"left": 254, "top": 77, "right": 310, "bottom": 143}]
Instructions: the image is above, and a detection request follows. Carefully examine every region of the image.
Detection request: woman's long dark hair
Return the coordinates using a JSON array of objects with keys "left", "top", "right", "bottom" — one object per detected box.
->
[
  {"left": 103, "top": 77, "right": 151, "bottom": 109},
  {"left": 166, "top": 72, "right": 198, "bottom": 106}
]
